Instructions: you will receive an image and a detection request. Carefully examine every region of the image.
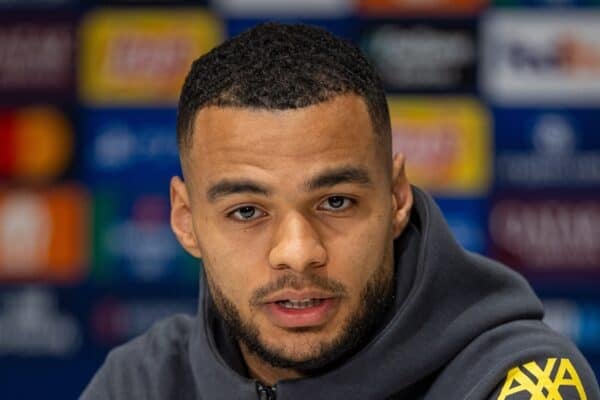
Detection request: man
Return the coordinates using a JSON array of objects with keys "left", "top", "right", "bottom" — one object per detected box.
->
[{"left": 82, "top": 23, "right": 599, "bottom": 399}]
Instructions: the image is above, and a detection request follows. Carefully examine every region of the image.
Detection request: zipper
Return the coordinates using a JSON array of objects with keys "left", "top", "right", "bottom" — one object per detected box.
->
[{"left": 256, "top": 382, "right": 277, "bottom": 400}]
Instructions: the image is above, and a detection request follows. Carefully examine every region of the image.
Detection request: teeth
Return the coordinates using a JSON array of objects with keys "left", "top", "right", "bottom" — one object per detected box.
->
[{"left": 278, "top": 298, "right": 323, "bottom": 309}]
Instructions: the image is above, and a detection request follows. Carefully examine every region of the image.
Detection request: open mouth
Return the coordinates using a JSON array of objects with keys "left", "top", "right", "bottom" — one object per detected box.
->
[
  {"left": 263, "top": 296, "right": 339, "bottom": 328},
  {"left": 275, "top": 298, "right": 325, "bottom": 309}
]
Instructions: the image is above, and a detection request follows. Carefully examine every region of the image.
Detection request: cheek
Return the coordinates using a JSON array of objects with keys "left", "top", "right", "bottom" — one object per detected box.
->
[
  {"left": 325, "top": 220, "right": 391, "bottom": 294},
  {"left": 198, "top": 230, "right": 272, "bottom": 312},
  {"left": 328, "top": 233, "right": 389, "bottom": 295},
  {"left": 191, "top": 209, "right": 276, "bottom": 318},
  {"left": 203, "top": 251, "right": 250, "bottom": 295},
  {"left": 198, "top": 216, "right": 273, "bottom": 262}
]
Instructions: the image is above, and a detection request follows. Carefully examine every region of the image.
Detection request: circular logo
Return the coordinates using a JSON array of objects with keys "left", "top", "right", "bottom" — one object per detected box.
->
[{"left": 532, "top": 114, "right": 576, "bottom": 155}]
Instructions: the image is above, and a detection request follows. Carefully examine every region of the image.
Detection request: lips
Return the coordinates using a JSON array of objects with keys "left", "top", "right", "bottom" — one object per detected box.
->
[
  {"left": 261, "top": 290, "right": 340, "bottom": 329},
  {"left": 263, "top": 290, "right": 334, "bottom": 304},
  {"left": 276, "top": 298, "right": 324, "bottom": 309}
]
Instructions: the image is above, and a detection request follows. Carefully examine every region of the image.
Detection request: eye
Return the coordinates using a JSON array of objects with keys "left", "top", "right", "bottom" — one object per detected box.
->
[
  {"left": 319, "top": 196, "right": 354, "bottom": 212},
  {"left": 229, "top": 205, "right": 266, "bottom": 221}
]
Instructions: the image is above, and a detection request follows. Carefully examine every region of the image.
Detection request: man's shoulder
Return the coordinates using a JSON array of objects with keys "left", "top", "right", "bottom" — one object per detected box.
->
[
  {"left": 81, "top": 313, "right": 197, "bottom": 400},
  {"left": 427, "top": 320, "right": 600, "bottom": 400},
  {"left": 108, "top": 312, "right": 195, "bottom": 361}
]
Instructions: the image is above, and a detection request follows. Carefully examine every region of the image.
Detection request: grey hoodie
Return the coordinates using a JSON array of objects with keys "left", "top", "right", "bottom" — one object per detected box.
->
[{"left": 81, "top": 187, "right": 600, "bottom": 399}]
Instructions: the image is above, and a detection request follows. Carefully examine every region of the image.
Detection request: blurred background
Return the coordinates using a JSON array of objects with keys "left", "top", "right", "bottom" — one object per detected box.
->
[{"left": 0, "top": 0, "right": 599, "bottom": 398}]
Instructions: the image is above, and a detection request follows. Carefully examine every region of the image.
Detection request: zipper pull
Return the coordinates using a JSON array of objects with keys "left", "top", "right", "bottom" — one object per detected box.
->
[{"left": 256, "top": 382, "right": 277, "bottom": 400}]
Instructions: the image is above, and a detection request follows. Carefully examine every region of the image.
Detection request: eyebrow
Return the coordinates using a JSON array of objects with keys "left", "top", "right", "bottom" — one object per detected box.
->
[
  {"left": 305, "top": 166, "right": 373, "bottom": 191},
  {"left": 206, "top": 180, "right": 270, "bottom": 203},
  {"left": 206, "top": 166, "right": 373, "bottom": 203}
]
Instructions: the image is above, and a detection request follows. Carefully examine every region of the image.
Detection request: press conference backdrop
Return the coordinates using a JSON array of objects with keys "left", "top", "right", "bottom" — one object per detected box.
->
[{"left": 0, "top": 0, "right": 599, "bottom": 398}]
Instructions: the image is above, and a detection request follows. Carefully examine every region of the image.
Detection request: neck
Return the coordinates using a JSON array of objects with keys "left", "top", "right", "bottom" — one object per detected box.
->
[{"left": 239, "top": 341, "right": 306, "bottom": 386}]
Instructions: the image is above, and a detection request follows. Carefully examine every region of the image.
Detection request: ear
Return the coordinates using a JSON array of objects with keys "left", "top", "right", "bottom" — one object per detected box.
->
[
  {"left": 170, "top": 176, "right": 202, "bottom": 258},
  {"left": 391, "top": 153, "right": 414, "bottom": 239}
]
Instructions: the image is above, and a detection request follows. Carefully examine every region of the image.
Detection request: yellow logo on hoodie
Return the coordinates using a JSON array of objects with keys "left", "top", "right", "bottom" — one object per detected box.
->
[{"left": 498, "top": 358, "right": 586, "bottom": 400}]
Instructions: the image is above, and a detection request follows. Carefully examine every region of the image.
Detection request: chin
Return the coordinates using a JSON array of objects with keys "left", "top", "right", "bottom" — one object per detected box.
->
[
  {"left": 265, "top": 318, "right": 342, "bottom": 344},
  {"left": 258, "top": 328, "right": 343, "bottom": 361}
]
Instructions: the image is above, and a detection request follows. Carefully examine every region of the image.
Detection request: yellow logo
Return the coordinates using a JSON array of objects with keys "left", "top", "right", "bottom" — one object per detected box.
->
[
  {"left": 387, "top": 96, "right": 490, "bottom": 196},
  {"left": 79, "top": 9, "right": 221, "bottom": 105},
  {"left": 498, "top": 358, "right": 587, "bottom": 400}
]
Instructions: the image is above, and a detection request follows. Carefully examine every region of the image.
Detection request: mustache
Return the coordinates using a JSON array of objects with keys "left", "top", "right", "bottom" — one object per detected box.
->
[{"left": 250, "top": 273, "right": 347, "bottom": 305}]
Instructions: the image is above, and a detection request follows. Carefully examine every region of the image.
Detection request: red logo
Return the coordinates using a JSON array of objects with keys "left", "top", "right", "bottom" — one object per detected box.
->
[{"left": 490, "top": 199, "right": 600, "bottom": 269}]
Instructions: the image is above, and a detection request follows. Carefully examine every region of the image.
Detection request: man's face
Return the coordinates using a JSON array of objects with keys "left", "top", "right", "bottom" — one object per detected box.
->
[{"left": 171, "top": 94, "right": 411, "bottom": 370}]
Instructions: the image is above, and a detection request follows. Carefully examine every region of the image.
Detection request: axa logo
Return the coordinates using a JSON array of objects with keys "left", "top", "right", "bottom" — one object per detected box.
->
[{"left": 498, "top": 358, "right": 587, "bottom": 400}]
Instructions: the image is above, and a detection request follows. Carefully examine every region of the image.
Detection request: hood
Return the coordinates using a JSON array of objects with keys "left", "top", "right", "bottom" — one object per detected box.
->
[{"left": 187, "top": 187, "right": 544, "bottom": 399}]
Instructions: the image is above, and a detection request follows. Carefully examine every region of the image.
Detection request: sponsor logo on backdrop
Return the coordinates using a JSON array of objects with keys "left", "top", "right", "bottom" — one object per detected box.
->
[
  {"left": 105, "top": 220, "right": 179, "bottom": 281},
  {"left": 0, "top": 194, "right": 51, "bottom": 275},
  {"left": 0, "top": 1, "right": 73, "bottom": 5},
  {"left": 0, "top": 288, "right": 81, "bottom": 355},
  {"left": 106, "top": 36, "right": 192, "bottom": 80},
  {"left": 83, "top": 108, "right": 179, "bottom": 184},
  {"left": 494, "top": 0, "right": 600, "bottom": 6},
  {"left": 358, "top": 0, "right": 486, "bottom": 15},
  {"left": 93, "top": 192, "right": 198, "bottom": 283},
  {"left": 215, "top": 0, "right": 354, "bottom": 15},
  {"left": 362, "top": 24, "right": 476, "bottom": 91},
  {"left": 496, "top": 113, "right": 600, "bottom": 187},
  {"left": 483, "top": 11, "right": 600, "bottom": 104},
  {"left": 0, "top": 185, "right": 88, "bottom": 282},
  {"left": 0, "top": 18, "right": 73, "bottom": 94},
  {"left": 0, "top": 107, "right": 73, "bottom": 182},
  {"left": 388, "top": 97, "right": 490, "bottom": 195},
  {"left": 91, "top": 296, "right": 196, "bottom": 346},
  {"left": 79, "top": 9, "right": 221, "bottom": 105},
  {"left": 93, "top": 123, "right": 177, "bottom": 169},
  {"left": 489, "top": 198, "right": 600, "bottom": 269}
]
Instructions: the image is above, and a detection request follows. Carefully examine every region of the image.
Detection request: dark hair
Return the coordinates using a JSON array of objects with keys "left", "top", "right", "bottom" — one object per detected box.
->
[{"left": 176, "top": 22, "right": 391, "bottom": 157}]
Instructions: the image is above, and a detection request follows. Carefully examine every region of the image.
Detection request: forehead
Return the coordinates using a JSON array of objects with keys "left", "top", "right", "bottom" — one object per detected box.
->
[{"left": 185, "top": 95, "right": 381, "bottom": 186}]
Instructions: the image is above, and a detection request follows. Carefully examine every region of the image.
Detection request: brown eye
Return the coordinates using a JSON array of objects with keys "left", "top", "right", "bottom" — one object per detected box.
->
[
  {"left": 320, "top": 196, "right": 354, "bottom": 212},
  {"left": 328, "top": 196, "right": 345, "bottom": 209}
]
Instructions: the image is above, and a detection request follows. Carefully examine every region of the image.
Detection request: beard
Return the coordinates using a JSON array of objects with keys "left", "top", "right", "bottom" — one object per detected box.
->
[{"left": 205, "top": 249, "right": 395, "bottom": 374}]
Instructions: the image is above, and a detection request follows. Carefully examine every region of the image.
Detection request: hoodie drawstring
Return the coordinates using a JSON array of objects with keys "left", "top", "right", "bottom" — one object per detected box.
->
[{"left": 256, "top": 382, "right": 277, "bottom": 400}]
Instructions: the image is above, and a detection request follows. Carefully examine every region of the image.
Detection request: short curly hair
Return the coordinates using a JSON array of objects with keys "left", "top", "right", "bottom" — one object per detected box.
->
[{"left": 177, "top": 22, "right": 391, "bottom": 158}]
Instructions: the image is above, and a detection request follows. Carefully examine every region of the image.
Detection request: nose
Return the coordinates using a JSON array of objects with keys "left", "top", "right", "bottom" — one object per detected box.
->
[{"left": 268, "top": 211, "right": 327, "bottom": 272}]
